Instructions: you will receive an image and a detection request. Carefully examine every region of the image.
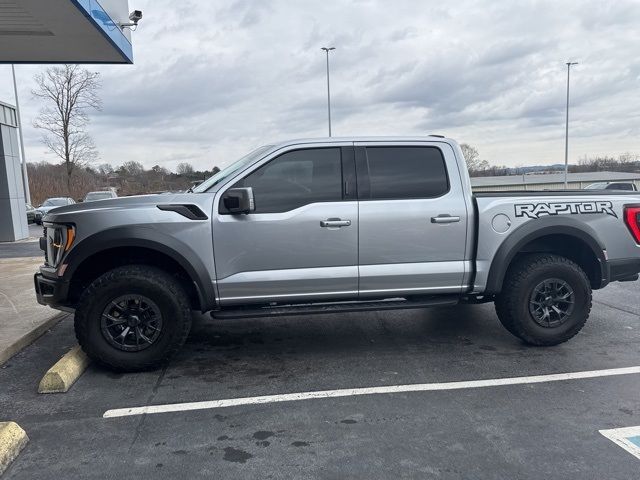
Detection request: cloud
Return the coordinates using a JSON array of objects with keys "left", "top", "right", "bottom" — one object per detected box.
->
[{"left": 0, "top": 0, "right": 638, "bottom": 171}]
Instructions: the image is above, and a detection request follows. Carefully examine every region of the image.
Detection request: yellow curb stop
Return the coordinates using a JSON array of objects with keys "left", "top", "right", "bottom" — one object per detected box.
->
[
  {"left": 38, "top": 345, "right": 91, "bottom": 394},
  {"left": 0, "top": 422, "right": 28, "bottom": 475}
]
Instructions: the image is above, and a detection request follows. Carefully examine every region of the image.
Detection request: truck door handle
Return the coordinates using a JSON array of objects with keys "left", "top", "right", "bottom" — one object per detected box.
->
[
  {"left": 431, "top": 215, "right": 461, "bottom": 224},
  {"left": 320, "top": 218, "right": 351, "bottom": 228}
]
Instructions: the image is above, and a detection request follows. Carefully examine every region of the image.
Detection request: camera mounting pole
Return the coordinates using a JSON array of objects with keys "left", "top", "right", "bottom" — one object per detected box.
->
[{"left": 119, "top": 10, "right": 143, "bottom": 30}]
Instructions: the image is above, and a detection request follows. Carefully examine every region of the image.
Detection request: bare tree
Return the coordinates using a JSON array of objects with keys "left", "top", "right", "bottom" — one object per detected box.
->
[
  {"left": 120, "top": 161, "right": 145, "bottom": 177},
  {"left": 98, "top": 163, "right": 114, "bottom": 176},
  {"left": 460, "top": 143, "right": 489, "bottom": 174},
  {"left": 619, "top": 152, "right": 640, "bottom": 164},
  {"left": 33, "top": 65, "right": 102, "bottom": 195},
  {"left": 177, "top": 162, "right": 194, "bottom": 175}
]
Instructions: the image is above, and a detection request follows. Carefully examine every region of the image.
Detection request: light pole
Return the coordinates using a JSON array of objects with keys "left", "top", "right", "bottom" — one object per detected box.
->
[
  {"left": 321, "top": 47, "right": 335, "bottom": 137},
  {"left": 564, "top": 61, "right": 578, "bottom": 188},
  {"left": 11, "top": 64, "right": 31, "bottom": 204}
]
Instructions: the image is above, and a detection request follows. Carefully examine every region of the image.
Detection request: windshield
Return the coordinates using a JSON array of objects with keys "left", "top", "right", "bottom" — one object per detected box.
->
[
  {"left": 584, "top": 183, "right": 607, "bottom": 190},
  {"left": 42, "top": 198, "right": 67, "bottom": 206},
  {"left": 192, "top": 145, "right": 273, "bottom": 193},
  {"left": 85, "top": 192, "right": 113, "bottom": 201}
]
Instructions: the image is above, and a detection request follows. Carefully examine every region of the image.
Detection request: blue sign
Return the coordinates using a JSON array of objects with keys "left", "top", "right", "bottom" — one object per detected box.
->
[{"left": 71, "top": 0, "right": 133, "bottom": 63}]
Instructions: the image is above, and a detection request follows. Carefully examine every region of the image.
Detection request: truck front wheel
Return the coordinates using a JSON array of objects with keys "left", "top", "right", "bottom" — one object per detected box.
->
[
  {"left": 74, "top": 265, "right": 192, "bottom": 371},
  {"left": 495, "top": 253, "right": 592, "bottom": 346}
]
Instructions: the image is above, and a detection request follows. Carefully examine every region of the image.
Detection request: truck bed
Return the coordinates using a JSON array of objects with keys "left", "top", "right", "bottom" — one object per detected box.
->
[
  {"left": 474, "top": 190, "right": 640, "bottom": 197},
  {"left": 471, "top": 189, "right": 640, "bottom": 294}
]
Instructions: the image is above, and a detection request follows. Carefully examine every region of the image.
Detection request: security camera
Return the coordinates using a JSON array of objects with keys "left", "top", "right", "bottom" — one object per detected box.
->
[
  {"left": 129, "top": 10, "right": 142, "bottom": 23},
  {"left": 120, "top": 10, "right": 142, "bottom": 29}
]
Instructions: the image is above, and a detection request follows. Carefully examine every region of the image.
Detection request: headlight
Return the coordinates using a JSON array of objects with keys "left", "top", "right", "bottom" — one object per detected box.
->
[{"left": 44, "top": 224, "right": 75, "bottom": 268}]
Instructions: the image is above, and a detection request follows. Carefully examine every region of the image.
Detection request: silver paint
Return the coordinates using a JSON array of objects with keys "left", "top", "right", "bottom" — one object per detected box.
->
[
  {"left": 491, "top": 214, "right": 512, "bottom": 234},
  {"left": 41, "top": 136, "right": 640, "bottom": 309}
]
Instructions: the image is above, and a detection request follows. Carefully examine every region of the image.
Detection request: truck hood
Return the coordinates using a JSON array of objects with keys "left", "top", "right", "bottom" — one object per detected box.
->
[
  {"left": 36, "top": 205, "right": 65, "bottom": 214},
  {"left": 43, "top": 193, "right": 211, "bottom": 223}
]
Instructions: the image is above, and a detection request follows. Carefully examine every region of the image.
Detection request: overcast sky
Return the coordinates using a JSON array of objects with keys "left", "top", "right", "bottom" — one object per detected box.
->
[{"left": 1, "top": 0, "right": 639, "bottom": 172}]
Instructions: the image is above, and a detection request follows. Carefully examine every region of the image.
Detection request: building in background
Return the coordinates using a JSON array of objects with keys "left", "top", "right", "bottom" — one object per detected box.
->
[
  {"left": 471, "top": 171, "right": 640, "bottom": 192},
  {"left": 0, "top": 101, "right": 29, "bottom": 241}
]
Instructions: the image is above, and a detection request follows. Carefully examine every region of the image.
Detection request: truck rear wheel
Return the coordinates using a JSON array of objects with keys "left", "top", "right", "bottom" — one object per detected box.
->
[
  {"left": 74, "top": 265, "right": 192, "bottom": 371},
  {"left": 494, "top": 253, "right": 592, "bottom": 346}
]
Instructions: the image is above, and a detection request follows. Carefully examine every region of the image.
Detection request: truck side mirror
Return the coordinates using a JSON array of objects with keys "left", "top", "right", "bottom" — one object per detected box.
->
[{"left": 222, "top": 187, "right": 255, "bottom": 214}]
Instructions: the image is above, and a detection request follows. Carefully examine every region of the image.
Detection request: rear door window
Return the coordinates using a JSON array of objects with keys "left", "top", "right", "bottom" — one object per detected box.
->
[{"left": 360, "top": 146, "right": 449, "bottom": 200}]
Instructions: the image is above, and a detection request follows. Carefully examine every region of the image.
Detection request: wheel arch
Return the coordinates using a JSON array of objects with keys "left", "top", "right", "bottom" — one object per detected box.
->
[
  {"left": 485, "top": 217, "right": 608, "bottom": 295},
  {"left": 63, "top": 226, "right": 216, "bottom": 312}
]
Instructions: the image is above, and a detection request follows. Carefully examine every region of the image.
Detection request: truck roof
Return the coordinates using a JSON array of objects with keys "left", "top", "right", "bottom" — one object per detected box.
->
[{"left": 270, "top": 135, "right": 457, "bottom": 149}]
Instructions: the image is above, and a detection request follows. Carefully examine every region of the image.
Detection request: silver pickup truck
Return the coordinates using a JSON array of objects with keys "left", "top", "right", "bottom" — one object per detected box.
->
[{"left": 35, "top": 136, "right": 640, "bottom": 371}]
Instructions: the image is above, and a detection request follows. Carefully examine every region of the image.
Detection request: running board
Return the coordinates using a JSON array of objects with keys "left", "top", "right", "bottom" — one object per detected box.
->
[{"left": 210, "top": 295, "right": 459, "bottom": 319}]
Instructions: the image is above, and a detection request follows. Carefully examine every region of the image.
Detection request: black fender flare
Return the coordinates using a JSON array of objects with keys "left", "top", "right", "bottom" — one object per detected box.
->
[
  {"left": 62, "top": 226, "right": 216, "bottom": 311},
  {"left": 484, "top": 216, "right": 608, "bottom": 295}
]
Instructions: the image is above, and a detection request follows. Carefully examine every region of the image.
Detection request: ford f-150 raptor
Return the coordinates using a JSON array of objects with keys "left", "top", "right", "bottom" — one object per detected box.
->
[{"left": 34, "top": 137, "right": 640, "bottom": 371}]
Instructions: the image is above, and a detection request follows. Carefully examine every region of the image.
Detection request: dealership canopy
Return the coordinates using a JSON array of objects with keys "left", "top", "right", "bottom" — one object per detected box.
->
[{"left": 0, "top": 0, "right": 134, "bottom": 64}]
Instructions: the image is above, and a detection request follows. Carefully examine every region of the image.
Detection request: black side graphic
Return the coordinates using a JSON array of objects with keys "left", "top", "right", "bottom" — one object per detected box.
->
[{"left": 514, "top": 201, "right": 617, "bottom": 219}]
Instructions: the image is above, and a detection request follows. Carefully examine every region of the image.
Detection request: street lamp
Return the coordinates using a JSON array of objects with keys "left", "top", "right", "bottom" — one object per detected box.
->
[
  {"left": 321, "top": 47, "right": 335, "bottom": 137},
  {"left": 564, "top": 61, "right": 578, "bottom": 188}
]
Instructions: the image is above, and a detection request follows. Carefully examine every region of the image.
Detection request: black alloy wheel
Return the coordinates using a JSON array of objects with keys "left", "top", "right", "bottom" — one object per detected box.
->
[
  {"left": 100, "top": 294, "right": 163, "bottom": 351},
  {"left": 528, "top": 278, "right": 575, "bottom": 328}
]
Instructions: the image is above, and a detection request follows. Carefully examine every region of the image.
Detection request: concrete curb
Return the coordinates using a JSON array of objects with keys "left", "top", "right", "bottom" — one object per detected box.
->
[
  {"left": 0, "top": 422, "right": 28, "bottom": 475},
  {"left": 0, "top": 313, "right": 68, "bottom": 366},
  {"left": 38, "top": 345, "right": 91, "bottom": 394}
]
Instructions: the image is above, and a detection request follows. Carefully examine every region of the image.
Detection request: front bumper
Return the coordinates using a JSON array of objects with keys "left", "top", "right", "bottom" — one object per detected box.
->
[{"left": 34, "top": 270, "right": 71, "bottom": 310}]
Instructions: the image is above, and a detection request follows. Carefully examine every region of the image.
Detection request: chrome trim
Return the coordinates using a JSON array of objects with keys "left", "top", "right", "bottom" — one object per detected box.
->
[
  {"left": 431, "top": 215, "right": 461, "bottom": 224},
  {"left": 221, "top": 290, "right": 359, "bottom": 301},
  {"left": 359, "top": 285, "right": 468, "bottom": 294},
  {"left": 320, "top": 219, "right": 351, "bottom": 228}
]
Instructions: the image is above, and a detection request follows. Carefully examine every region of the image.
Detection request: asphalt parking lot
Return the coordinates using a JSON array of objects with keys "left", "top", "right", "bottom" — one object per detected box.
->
[
  {"left": 0, "top": 280, "right": 638, "bottom": 479},
  {"left": 0, "top": 225, "right": 43, "bottom": 259}
]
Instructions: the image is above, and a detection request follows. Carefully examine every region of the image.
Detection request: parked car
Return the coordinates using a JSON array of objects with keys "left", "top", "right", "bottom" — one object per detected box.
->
[
  {"left": 25, "top": 203, "right": 36, "bottom": 224},
  {"left": 584, "top": 182, "right": 638, "bottom": 191},
  {"left": 83, "top": 190, "right": 118, "bottom": 202},
  {"left": 34, "top": 136, "right": 640, "bottom": 371},
  {"left": 34, "top": 197, "right": 75, "bottom": 224}
]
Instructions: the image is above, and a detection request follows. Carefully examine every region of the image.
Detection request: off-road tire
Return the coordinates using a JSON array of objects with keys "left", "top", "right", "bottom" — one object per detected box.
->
[
  {"left": 494, "top": 253, "right": 592, "bottom": 346},
  {"left": 74, "top": 265, "right": 192, "bottom": 371}
]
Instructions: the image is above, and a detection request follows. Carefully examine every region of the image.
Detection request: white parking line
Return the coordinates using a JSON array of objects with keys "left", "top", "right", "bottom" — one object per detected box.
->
[
  {"left": 599, "top": 426, "right": 640, "bottom": 460},
  {"left": 103, "top": 365, "right": 640, "bottom": 419}
]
